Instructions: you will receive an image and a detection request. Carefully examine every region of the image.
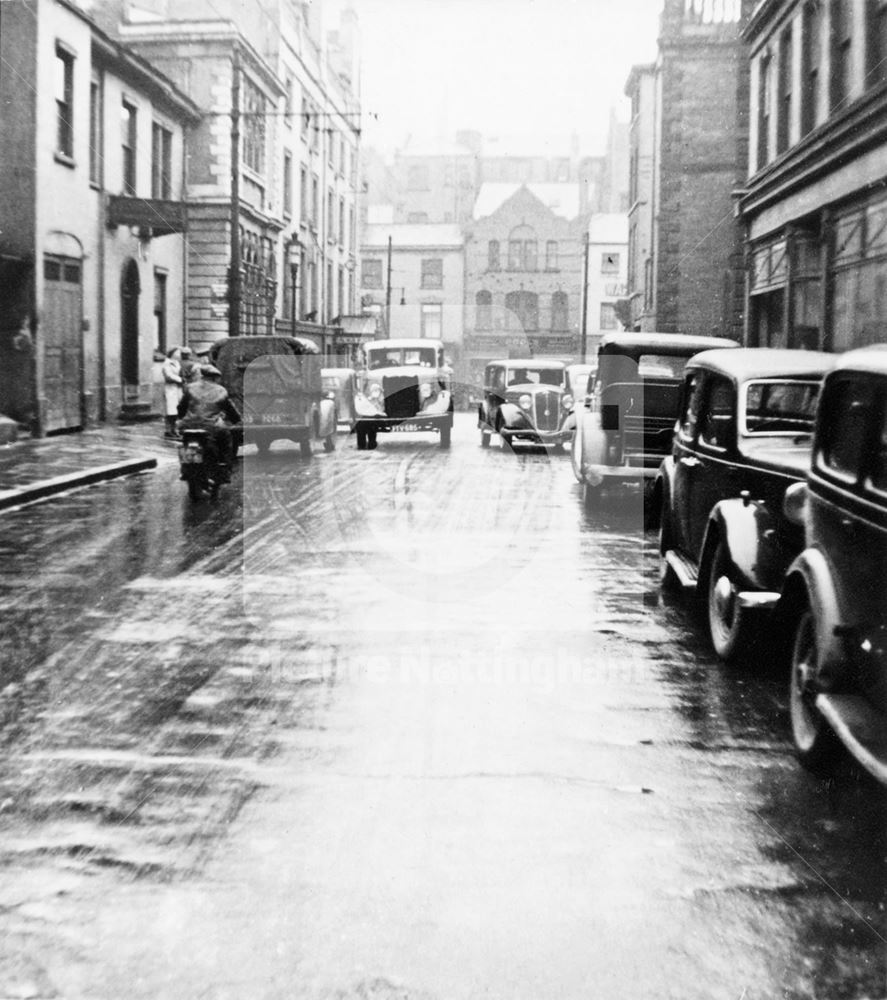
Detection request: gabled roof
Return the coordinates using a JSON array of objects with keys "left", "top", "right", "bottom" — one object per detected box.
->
[{"left": 472, "top": 183, "right": 580, "bottom": 221}]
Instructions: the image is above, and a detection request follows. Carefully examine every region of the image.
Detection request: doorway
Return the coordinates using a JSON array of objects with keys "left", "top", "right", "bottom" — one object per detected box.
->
[{"left": 43, "top": 253, "right": 83, "bottom": 431}]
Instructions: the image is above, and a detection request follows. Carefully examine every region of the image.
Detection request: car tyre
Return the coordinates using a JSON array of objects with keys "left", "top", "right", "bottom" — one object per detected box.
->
[
  {"left": 583, "top": 481, "right": 602, "bottom": 507},
  {"left": 480, "top": 430, "right": 491, "bottom": 448},
  {"left": 706, "top": 538, "right": 756, "bottom": 661},
  {"left": 789, "top": 608, "right": 839, "bottom": 774},
  {"left": 323, "top": 434, "right": 336, "bottom": 453},
  {"left": 356, "top": 426, "right": 367, "bottom": 450},
  {"left": 440, "top": 423, "right": 451, "bottom": 448},
  {"left": 300, "top": 437, "right": 313, "bottom": 459}
]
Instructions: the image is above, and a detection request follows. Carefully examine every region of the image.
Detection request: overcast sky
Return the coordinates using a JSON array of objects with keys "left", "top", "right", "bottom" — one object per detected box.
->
[{"left": 326, "top": 0, "right": 665, "bottom": 157}]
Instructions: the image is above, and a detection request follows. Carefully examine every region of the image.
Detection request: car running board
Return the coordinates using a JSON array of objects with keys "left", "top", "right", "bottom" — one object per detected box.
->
[
  {"left": 816, "top": 693, "right": 887, "bottom": 785},
  {"left": 664, "top": 550, "right": 697, "bottom": 590}
]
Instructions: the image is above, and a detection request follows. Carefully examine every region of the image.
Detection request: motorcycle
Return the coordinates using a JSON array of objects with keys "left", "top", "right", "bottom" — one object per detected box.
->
[{"left": 178, "top": 428, "right": 226, "bottom": 502}]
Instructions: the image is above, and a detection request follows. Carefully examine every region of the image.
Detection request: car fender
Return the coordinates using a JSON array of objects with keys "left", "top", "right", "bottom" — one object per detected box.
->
[
  {"left": 317, "top": 397, "right": 337, "bottom": 438},
  {"left": 354, "top": 393, "right": 384, "bottom": 418},
  {"left": 421, "top": 389, "right": 451, "bottom": 416},
  {"left": 700, "top": 498, "right": 786, "bottom": 594},
  {"left": 562, "top": 411, "right": 577, "bottom": 435},
  {"left": 779, "top": 547, "right": 845, "bottom": 681},
  {"left": 498, "top": 402, "right": 530, "bottom": 429}
]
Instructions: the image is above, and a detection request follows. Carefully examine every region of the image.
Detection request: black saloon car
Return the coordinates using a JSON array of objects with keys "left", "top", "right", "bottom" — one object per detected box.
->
[
  {"left": 778, "top": 345, "right": 887, "bottom": 784},
  {"left": 656, "top": 348, "right": 834, "bottom": 661},
  {"left": 478, "top": 359, "right": 573, "bottom": 449},
  {"left": 571, "top": 332, "right": 738, "bottom": 502}
]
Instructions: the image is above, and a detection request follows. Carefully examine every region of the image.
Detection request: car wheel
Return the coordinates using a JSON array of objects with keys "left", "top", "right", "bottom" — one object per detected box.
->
[
  {"left": 368, "top": 429, "right": 378, "bottom": 450},
  {"left": 440, "top": 423, "right": 451, "bottom": 448},
  {"left": 300, "top": 437, "right": 312, "bottom": 459},
  {"left": 187, "top": 478, "right": 202, "bottom": 503},
  {"left": 323, "top": 434, "right": 336, "bottom": 453},
  {"left": 706, "top": 539, "right": 755, "bottom": 661},
  {"left": 356, "top": 426, "right": 367, "bottom": 450},
  {"left": 480, "top": 430, "right": 491, "bottom": 448},
  {"left": 789, "top": 609, "right": 838, "bottom": 774}
]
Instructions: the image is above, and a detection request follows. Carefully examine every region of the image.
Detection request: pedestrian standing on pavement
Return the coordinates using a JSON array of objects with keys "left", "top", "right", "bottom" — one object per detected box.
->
[
  {"left": 162, "top": 347, "right": 184, "bottom": 438},
  {"left": 179, "top": 346, "right": 199, "bottom": 386}
]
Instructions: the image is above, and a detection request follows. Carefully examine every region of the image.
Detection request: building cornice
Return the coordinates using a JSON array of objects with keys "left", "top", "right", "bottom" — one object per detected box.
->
[{"left": 739, "top": 84, "right": 887, "bottom": 218}]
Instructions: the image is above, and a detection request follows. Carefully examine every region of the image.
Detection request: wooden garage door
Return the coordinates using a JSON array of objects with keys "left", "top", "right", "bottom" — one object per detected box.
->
[{"left": 43, "top": 254, "right": 82, "bottom": 432}]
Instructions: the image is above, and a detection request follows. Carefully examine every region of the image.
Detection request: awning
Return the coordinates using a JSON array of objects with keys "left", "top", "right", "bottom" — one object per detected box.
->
[{"left": 107, "top": 195, "right": 187, "bottom": 236}]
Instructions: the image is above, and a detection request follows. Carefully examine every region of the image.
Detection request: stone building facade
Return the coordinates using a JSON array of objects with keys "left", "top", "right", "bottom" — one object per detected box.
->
[
  {"left": 359, "top": 223, "right": 464, "bottom": 367},
  {"left": 463, "top": 185, "right": 586, "bottom": 384},
  {"left": 0, "top": 0, "right": 199, "bottom": 432},
  {"left": 623, "top": 0, "right": 751, "bottom": 341},
  {"left": 738, "top": 0, "right": 887, "bottom": 352}
]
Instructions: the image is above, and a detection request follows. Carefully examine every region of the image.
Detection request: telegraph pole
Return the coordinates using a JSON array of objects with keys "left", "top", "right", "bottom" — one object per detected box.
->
[
  {"left": 580, "top": 229, "right": 590, "bottom": 361},
  {"left": 228, "top": 45, "right": 242, "bottom": 338},
  {"left": 385, "top": 235, "right": 393, "bottom": 336}
]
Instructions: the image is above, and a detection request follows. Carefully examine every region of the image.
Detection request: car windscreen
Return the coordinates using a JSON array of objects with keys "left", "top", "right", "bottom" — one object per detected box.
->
[
  {"left": 367, "top": 348, "right": 437, "bottom": 369},
  {"left": 506, "top": 367, "right": 564, "bottom": 387},
  {"left": 742, "top": 379, "right": 821, "bottom": 435}
]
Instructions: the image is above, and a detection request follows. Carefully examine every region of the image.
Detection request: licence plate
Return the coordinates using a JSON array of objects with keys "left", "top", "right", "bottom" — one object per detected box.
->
[
  {"left": 393, "top": 423, "right": 421, "bottom": 432},
  {"left": 247, "top": 413, "right": 290, "bottom": 425}
]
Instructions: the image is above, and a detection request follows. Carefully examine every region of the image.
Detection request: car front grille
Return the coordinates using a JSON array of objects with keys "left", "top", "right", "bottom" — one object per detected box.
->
[
  {"left": 383, "top": 376, "right": 420, "bottom": 418},
  {"left": 534, "top": 390, "right": 560, "bottom": 432}
]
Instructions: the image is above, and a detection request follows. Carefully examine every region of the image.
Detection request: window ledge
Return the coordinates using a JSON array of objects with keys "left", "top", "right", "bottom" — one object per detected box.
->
[{"left": 55, "top": 152, "right": 75, "bottom": 169}]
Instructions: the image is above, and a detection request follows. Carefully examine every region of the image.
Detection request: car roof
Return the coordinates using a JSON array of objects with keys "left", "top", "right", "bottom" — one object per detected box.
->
[
  {"left": 686, "top": 347, "right": 836, "bottom": 380},
  {"left": 486, "top": 358, "right": 566, "bottom": 368},
  {"left": 366, "top": 339, "right": 442, "bottom": 350},
  {"left": 829, "top": 343, "right": 887, "bottom": 375},
  {"left": 598, "top": 332, "right": 739, "bottom": 356}
]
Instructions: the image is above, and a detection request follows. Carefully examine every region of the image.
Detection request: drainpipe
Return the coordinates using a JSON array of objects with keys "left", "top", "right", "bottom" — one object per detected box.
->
[
  {"left": 229, "top": 44, "right": 242, "bottom": 338},
  {"left": 97, "top": 68, "right": 106, "bottom": 422}
]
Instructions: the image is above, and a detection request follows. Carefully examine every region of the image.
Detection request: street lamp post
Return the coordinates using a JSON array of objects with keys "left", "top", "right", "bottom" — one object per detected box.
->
[{"left": 288, "top": 233, "right": 301, "bottom": 336}]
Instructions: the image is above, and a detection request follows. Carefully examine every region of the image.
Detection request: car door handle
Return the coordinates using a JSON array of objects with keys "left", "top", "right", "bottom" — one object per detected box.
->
[{"left": 679, "top": 456, "right": 701, "bottom": 467}]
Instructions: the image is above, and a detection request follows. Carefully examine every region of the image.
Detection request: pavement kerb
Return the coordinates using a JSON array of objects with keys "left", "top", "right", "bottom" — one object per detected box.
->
[{"left": 0, "top": 456, "right": 158, "bottom": 513}]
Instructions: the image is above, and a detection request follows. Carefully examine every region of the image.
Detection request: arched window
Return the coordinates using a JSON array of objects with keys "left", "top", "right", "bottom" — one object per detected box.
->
[
  {"left": 551, "top": 291, "right": 568, "bottom": 331},
  {"left": 505, "top": 290, "right": 538, "bottom": 331},
  {"left": 476, "top": 290, "right": 492, "bottom": 329}
]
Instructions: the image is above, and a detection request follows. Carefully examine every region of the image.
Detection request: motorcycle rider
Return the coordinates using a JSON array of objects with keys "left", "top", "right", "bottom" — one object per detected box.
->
[{"left": 176, "top": 364, "right": 242, "bottom": 480}]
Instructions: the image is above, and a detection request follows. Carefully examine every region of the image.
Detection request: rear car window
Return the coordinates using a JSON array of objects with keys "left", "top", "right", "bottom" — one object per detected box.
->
[
  {"left": 637, "top": 354, "right": 688, "bottom": 379},
  {"left": 743, "top": 380, "right": 820, "bottom": 435},
  {"left": 815, "top": 377, "right": 875, "bottom": 480},
  {"left": 867, "top": 396, "right": 887, "bottom": 495}
]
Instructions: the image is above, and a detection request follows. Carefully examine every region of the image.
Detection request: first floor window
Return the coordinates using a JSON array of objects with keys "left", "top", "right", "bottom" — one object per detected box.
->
[
  {"left": 89, "top": 78, "right": 102, "bottom": 184},
  {"left": 421, "top": 303, "right": 442, "bottom": 340},
  {"left": 56, "top": 46, "right": 74, "bottom": 158},
  {"left": 421, "top": 258, "right": 443, "bottom": 289},
  {"left": 362, "top": 259, "right": 383, "bottom": 288},
  {"left": 283, "top": 151, "right": 293, "bottom": 216},
  {"left": 152, "top": 122, "right": 172, "bottom": 199},
  {"left": 551, "top": 291, "right": 568, "bottom": 331},
  {"left": 121, "top": 100, "right": 137, "bottom": 195},
  {"left": 600, "top": 303, "right": 618, "bottom": 330}
]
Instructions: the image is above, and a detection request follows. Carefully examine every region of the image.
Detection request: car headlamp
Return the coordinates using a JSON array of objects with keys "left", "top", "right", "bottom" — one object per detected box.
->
[
  {"left": 562, "top": 394, "right": 574, "bottom": 410},
  {"left": 419, "top": 382, "right": 433, "bottom": 400},
  {"left": 369, "top": 383, "right": 384, "bottom": 401},
  {"left": 519, "top": 394, "right": 532, "bottom": 411}
]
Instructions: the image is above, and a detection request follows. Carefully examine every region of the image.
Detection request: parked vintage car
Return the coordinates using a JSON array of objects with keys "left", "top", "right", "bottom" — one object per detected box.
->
[
  {"left": 571, "top": 332, "right": 738, "bottom": 501},
  {"left": 777, "top": 346, "right": 887, "bottom": 783},
  {"left": 656, "top": 347, "right": 834, "bottom": 660},
  {"left": 354, "top": 338, "right": 453, "bottom": 449},
  {"left": 478, "top": 358, "right": 574, "bottom": 449},
  {"left": 321, "top": 367, "right": 357, "bottom": 429},
  {"left": 210, "top": 335, "right": 337, "bottom": 456}
]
